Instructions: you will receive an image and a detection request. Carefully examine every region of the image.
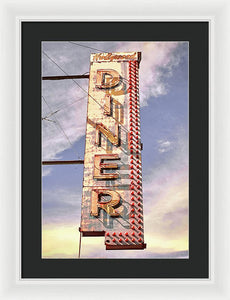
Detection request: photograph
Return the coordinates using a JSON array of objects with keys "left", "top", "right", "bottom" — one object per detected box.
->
[
  {"left": 1, "top": 0, "right": 230, "bottom": 295},
  {"left": 42, "top": 41, "right": 189, "bottom": 259}
]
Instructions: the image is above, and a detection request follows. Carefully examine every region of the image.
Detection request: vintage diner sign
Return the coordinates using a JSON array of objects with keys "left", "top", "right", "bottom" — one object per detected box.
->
[{"left": 80, "top": 52, "right": 146, "bottom": 250}]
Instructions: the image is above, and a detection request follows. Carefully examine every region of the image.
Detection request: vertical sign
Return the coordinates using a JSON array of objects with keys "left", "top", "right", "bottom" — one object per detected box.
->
[{"left": 80, "top": 52, "right": 146, "bottom": 250}]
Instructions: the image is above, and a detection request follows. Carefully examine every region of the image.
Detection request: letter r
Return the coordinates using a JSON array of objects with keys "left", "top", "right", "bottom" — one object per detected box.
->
[{"left": 91, "top": 189, "right": 120, "bottom": 217}]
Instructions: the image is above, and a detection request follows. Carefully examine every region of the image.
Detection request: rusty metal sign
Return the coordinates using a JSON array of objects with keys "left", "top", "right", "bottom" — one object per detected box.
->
[{"left": 80, "top": 52, "right": 146, "bottom": 250}]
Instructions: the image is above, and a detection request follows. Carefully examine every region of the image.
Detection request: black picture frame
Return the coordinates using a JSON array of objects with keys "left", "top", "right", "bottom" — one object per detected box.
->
[{"left": 22, "top": 21, "right": 209, "bottom": 278}]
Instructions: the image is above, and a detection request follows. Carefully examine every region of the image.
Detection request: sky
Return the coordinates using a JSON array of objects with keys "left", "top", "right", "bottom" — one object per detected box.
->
[{"left": 42, "top": 41, "right": 188, "bottom": 259}]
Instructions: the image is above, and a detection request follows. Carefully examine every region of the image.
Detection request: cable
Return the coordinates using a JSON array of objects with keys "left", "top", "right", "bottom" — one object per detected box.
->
[
  {"left": 42, "top": 78, "right": 128, "bottom": 119},
  {"left": 42, "top": 117, "right": 56, "bottom": 123},
  {"left": 42, "top": 95, "right": 82, "bottom": 160},
  {"left": 42, "top": 50, "right": 129, "bottom": 133},
  {"left": 43, "top": 77, "right": 128, "bottom": 118},
  {"left": 54, "top": 95, "right": 87, "bottom": 112},
  {"left": 42, "top": 109, "right": 60, "bottom": 120},
  {"left": 68, "top": 42, "right": 132, "bottom": 84},
  {"left": 68, "top": 41, "right": 110, "bottom": 53},
  {"left": 42, "top": 96, "right": 73, "bottom": 146}
]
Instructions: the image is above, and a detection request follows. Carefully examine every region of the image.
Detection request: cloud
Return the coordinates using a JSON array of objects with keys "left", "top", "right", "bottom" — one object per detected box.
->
[
  {"left": 42, "top": 187, "right": 81, "bottom": 225},
  {"left": 144, "top": 124, "right": 188, "bottom": 179},
  {"left": 81, "top": 245, "right": 188, "bottom": 259},
  {"left": 144, "top": 180, "right": 188, "bottom": 240},
  {"left": 42, "top": 146, "right": 188, "bottom": 259},
  {"left": 42, "top": 224, "right": 79, "bottom": 258},
  {"left": 157, "top": 139, "right": 173, "bottom": 153},
  {"left": 42, "top": 225, "right": 188, "bottom": 259},
  {"left": 41, "top": 42, "right": 189, "bottom": 259},
  {"left": 141, "top": 128, "right": 188, "bottom": 255},
  {"left": 42, "top": 226, "right": 188, "bottom": 259},
  {"left": 42, "top": 81, "right": 88, "bottom": 160},
  {"left": 77, "top": 165, "right": 188, "bottom": 259},
  {"left": 41, "top": 105, "right": 188, "bottom": 259},
  {"left": 115, "top": 41, "right": 184, "bottom": 105},
  {"left": 42, "top": 42, "right": 186, "bottom": 164},
  {"left": 42, "top": 166, "right": 52, "bottom": 177}
]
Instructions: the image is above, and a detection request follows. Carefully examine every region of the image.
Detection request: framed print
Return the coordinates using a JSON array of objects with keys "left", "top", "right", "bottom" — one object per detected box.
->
[
  {"left": 1, "top": 0, "right": 230, "bottom": 298},
  {"left": 21, "top": 21, "right": 208, "bottom": 278}
]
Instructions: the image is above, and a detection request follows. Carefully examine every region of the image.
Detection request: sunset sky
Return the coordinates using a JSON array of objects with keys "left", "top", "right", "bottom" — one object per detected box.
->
[{"left": 42, "top": 41, "right": 188, "bottom": 258}]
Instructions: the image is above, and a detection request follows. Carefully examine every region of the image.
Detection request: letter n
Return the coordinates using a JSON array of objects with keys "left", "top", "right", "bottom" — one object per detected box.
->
[{"left": 95, "top": 122, "right": 119, "bottom": 146}]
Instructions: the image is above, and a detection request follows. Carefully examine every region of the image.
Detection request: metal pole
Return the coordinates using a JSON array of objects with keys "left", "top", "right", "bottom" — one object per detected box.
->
[
  {"left": 42, "top": 160, "right": 84, "bottom": 165},
  {"left": 42, "top": 75, "right": 89, "bottom": 80},
  {"left": 78, "top": 231, "right": 82, "bottom": 259}
]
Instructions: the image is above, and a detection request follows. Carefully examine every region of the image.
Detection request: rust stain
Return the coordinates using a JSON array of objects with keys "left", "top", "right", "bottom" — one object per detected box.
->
[{"left": 81, "top": 52, "right": 145, "bottom": 250}]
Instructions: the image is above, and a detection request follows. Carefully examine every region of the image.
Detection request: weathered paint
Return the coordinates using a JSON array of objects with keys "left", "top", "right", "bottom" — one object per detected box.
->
[{"left": 80, "top": 52, "right": 146, "bottom": 250}]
